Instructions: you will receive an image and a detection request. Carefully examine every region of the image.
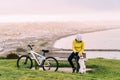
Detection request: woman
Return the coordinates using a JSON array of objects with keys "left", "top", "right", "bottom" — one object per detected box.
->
[{"left": 68, "top": 34, "right": 85, "bottom": 73}]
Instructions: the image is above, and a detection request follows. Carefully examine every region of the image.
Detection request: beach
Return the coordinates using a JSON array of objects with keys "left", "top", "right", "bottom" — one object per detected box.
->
[
  {"left": 53, "top": 27, "right": 120, "bottom": 59},
  {"left": 54, "top": 28, "right": 120, "bottom": 49},
  {"left": 0, "top": 21, "right": 120, "bottom": 56}
]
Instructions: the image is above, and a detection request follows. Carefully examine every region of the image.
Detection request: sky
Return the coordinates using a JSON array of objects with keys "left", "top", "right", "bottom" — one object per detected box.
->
[{"left": 0, "top": 0, "right": 120, "bottom": 22}]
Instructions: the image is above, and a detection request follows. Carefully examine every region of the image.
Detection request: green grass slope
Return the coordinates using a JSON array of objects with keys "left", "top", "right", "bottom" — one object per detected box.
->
[{"left": 0, "top": 58, "right": 120, "bottom": 80}]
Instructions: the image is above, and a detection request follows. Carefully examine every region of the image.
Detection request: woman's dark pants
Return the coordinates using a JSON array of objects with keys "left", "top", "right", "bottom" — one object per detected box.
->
[{"left": 68, "top": 52, "right": 80, "bottom": 72}]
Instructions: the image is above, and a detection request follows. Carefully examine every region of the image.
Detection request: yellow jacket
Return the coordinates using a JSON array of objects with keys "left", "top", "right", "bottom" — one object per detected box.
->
[{"left": 72, "top": 39, "right": 84, "bottom": 55}]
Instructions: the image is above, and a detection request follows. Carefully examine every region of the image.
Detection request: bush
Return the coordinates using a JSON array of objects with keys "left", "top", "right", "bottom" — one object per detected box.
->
[
  {"left": 16, "top": 48, "right": 26, "bottom": 52},
  {"left": 6, "top": 53, "right": 19, "bottom": 59},
  {"left": 0, "top": 56, "right": 6, "bottom": 59}
]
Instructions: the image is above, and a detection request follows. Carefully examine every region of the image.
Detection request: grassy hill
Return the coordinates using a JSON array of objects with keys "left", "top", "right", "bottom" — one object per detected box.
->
[{"left": 0, "top": 58, "right": 120, "bottom": 80}]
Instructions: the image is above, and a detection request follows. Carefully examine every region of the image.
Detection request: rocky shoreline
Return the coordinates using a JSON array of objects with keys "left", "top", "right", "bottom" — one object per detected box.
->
[{"left": 0, "top": 21, "right": 120, "bottom": 56}]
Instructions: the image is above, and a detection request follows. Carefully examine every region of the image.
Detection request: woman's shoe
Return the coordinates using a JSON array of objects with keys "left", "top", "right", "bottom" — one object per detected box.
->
[
  {"left": 76, "top": 68, "right": 79, "bottom": 73},
  {"left": 72, "top": 68, "right": 76, "bottom": 73}
]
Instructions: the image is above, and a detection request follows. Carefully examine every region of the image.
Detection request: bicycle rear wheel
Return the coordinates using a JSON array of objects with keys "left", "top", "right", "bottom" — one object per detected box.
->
[
  {"left": 17, "top": 55, "right": 33, "bottom": 69},
  {"left": 42, "top": 57, "right": 59, "bottom": 71}
]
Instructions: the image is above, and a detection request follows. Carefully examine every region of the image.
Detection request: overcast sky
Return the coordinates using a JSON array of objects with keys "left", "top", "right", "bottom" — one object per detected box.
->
[{"left": 0, "top": 0, "right": 120, "bottom": 22}]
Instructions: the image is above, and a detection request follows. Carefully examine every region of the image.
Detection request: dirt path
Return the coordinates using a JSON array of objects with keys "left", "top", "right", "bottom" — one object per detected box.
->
[
  {"left": 57, "top": 67, "right": 92, "bottom": 73},
  {"left": 32, "top": 67, "right": 92, "bottom": 73}
]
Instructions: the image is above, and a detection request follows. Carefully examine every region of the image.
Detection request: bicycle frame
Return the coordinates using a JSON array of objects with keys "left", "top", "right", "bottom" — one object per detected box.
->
[{"left": 29, "top": 50, "right": 45, "bottom": 66}]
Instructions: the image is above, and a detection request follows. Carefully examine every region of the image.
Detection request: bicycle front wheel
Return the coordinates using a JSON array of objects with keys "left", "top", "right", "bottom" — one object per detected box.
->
[
  {"left": 17, "top": 55, "right": 33, "bottom": 69},
  {"left": 42, "top": 57, "right": 59, "bottom": 71}
]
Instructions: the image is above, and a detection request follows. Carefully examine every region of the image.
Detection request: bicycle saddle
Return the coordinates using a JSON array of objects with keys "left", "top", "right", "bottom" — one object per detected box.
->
[{"left": 42, "top": 50, "right": 49, "bottom": 53}]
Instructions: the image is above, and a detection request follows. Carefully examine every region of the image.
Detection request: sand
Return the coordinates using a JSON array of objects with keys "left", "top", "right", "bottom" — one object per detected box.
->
[{"left": 0, "top": 21, "right": 120, "bottom": 56}]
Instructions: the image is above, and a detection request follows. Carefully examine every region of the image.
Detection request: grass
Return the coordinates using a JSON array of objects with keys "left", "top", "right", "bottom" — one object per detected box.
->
[{"left": 0, "top": 58, "right": 120, "bottom": 80}]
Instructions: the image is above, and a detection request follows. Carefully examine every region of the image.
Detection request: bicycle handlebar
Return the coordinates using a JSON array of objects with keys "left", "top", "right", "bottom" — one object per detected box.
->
[{"left": 28, "top": 44, "right": 34, "bottom": 50}]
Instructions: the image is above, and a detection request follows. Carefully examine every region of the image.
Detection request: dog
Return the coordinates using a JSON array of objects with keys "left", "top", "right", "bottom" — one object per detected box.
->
[{"left": 79, "top": 57, "right": 86, "bottom": 74}]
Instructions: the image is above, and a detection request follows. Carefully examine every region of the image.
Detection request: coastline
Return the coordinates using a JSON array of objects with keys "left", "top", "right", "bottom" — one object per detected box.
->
[
  {"left": 0, "top": 21, "right": 120, "bottom": 56},
  {"left": 53, "top": 28, "right": 120, "bottom": 49}
]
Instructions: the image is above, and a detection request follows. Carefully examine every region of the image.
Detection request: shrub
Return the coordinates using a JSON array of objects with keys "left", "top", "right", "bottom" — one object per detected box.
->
[
  {"left": 16, "top": 48, "right": 26, "bottom": 52},
  {"left": 6, "top": 53, "right": 19, "bottom": 59},
  {"left": 0, "top": 56, "right": 6, "bottom": 59}
]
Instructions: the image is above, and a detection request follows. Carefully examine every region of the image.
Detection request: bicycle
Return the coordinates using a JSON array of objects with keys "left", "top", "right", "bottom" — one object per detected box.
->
[{"left": 17, "top": 44, "right": 59, "bottom": 71}]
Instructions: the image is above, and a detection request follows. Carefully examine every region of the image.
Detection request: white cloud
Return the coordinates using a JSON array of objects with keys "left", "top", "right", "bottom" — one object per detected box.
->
[
  {"left": 0, "top": 0, "right": 120, "bottom": 22},
  {"left": 0, "top": 0, "right": 120, "bottom": 14}
]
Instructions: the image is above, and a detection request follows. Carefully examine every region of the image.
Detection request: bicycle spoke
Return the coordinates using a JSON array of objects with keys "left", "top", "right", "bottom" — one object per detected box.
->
[
  {"left": 17, "top": 55, "right": 33, "bottom": 69},
  {"left": 42, "top": 57, "right": 58, "bottom": 71}
]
